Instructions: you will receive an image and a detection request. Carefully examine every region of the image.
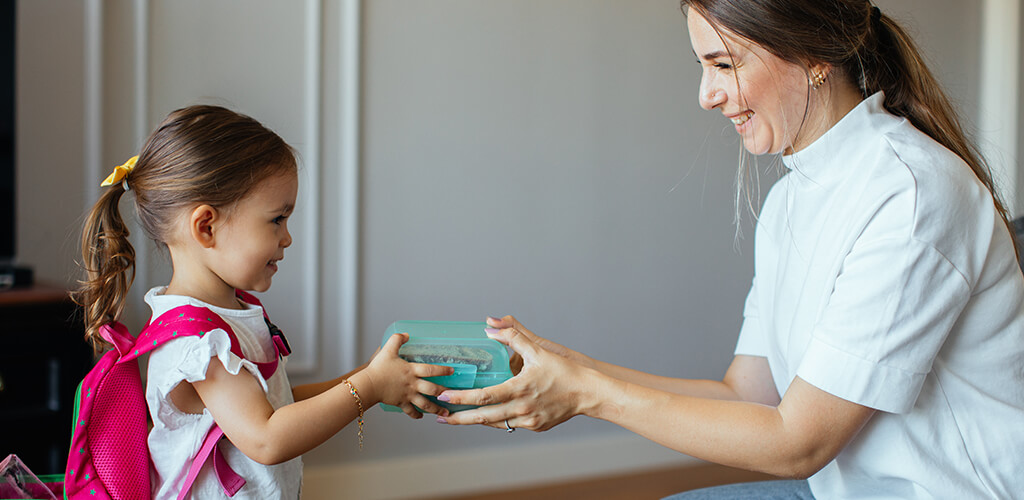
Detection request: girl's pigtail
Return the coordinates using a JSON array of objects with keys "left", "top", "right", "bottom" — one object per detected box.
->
[{"left": 73, "top": 185, "right": 136, "bottom": 353}]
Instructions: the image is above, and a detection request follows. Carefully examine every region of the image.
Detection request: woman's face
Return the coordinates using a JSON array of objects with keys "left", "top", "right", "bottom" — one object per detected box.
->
[{"left": 687, "top": 9, "right": 816, "bottom": 155}]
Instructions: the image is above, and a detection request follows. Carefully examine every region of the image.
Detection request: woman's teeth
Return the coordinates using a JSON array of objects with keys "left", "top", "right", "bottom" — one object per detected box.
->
[{"left": 731, "top": 111, "right": 754, "bottom": 126}]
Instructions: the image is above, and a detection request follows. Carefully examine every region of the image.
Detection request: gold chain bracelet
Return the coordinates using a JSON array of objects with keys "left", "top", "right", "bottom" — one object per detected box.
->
[{"left": 341, "top": 379, "right": 364, "bottom": 450}]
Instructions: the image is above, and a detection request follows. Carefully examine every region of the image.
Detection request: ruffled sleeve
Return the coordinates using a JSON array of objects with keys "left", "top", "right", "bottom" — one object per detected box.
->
[{"left": 148, "top": 328, "right": 270, "bottom": 422}]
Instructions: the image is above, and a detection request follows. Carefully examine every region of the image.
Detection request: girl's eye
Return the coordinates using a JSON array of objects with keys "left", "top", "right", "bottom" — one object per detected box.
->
[{"left": 273, "top": 215, "right": 287, "bottom": 225}]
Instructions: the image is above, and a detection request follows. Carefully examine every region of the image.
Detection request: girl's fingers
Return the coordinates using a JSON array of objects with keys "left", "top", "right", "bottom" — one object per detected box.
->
[
  {"left": 399, "top": 402, "right": 423, "bottom": 419},
  {"left": 411, "top": 362, "right": 455, "bottom": 378},
  {"left": 381, "top": 332, "right": 409, "bottom": 354},
  {"left": 412, "top": 395, "right": 448, "bottom": 416},
  {"left": 415, "top": 379, "right": 447, "bottom": 397}
]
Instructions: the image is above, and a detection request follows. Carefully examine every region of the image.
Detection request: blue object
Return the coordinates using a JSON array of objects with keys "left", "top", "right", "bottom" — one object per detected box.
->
[{"left": 380, "top": 321, "right": 513, "bottom": 413}]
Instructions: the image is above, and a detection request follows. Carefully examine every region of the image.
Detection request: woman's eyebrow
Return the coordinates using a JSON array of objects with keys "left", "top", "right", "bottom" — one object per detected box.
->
[{"left": 695, "top": 49, "right": 730, "bottom": 61}]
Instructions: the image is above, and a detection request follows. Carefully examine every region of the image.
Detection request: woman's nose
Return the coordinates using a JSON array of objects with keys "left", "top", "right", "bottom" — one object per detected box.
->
[{"left": 699, "top": 81, "right": 725, "bottom": 110}]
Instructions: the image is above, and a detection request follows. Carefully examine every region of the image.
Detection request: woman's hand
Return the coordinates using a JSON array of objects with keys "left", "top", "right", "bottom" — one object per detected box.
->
[
  {"left": 360, "top": 333, "right": 454, "bottom": 419},
  {"left": 436, "top": 319, "right": 602, "bottom": 431},
  {"left": 486, "top": 315, "right": 594, "bottom": 371}
]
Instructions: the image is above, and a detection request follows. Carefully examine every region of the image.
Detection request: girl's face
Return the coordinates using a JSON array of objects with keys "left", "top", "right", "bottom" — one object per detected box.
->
[
  {"left": 687, "top": 9, "right": 818, "bottom": 155},
  {"left": 212, "top": 170, "right": 298, "bottom": 293}
]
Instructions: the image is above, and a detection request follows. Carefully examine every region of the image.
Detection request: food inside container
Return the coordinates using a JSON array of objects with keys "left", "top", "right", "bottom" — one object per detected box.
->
[{"left": 380, "top": 321, "right": 513, "bottom": 413}]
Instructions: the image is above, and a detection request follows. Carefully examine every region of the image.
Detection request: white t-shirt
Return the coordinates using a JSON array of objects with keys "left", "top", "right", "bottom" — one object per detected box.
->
[
  {"left": 736, "top": 93, "right": 1024, "bottom": 498},
  {"left": 144, "top": 287, "right": 302, "bottom": 499}
]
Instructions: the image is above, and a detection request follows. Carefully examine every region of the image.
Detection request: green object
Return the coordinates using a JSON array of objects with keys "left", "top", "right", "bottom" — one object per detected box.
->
[{"left": 380, "top": 321, "right": 513, "bottom": 413}]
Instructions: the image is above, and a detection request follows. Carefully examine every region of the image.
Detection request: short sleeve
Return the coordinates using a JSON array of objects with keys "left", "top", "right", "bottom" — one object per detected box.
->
[
  {"left": 148, "top": 329, "right": 270, "bottom": 420},
  {"left": 734, "top": 277, "right": 767, "bottom": 357},
  {"left": 797, "top": 237, "right": 970, "bottom": 413}
]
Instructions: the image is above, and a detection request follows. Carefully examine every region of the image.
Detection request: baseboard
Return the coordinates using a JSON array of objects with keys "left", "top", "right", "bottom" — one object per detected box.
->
[{"left": 301, "top": 433, "right": 700, "bottom": 500}]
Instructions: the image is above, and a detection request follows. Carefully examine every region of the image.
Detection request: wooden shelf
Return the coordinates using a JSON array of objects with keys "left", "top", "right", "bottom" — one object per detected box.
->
[{"left": 0, "top": 285, "right": 92, "bottom": 475}]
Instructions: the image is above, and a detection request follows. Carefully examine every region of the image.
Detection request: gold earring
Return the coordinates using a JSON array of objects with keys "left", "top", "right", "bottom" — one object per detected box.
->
[{"left": 811, "top": 72, "right": 827, "bottom": 89}]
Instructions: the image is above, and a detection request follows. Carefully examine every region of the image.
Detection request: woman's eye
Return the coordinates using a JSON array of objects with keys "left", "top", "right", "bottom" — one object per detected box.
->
[{"left": 713, "top": 62, "right": 732, "bottom": 70}]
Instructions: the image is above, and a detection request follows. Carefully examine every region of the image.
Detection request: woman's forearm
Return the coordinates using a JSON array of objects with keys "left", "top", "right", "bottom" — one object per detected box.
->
[
  {"left": 584, "top": 357, "right": 744, "bottom": 400},
  {"left": 582, "top": 373, "right": 872, "bottom": 478},
  {"left": 582, "top": 354, "right": 780, "bottom": 405}
]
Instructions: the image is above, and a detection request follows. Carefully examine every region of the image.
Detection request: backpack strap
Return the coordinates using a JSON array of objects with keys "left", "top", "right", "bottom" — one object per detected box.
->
[
  {"left": 178, "top": 426, "right": 244, "bottom": 500},
  {"left": 143, "top": 295, "right": 290, "bottom": 499},
  {"left": 236, "top": 289, "right": 292, "bottom": 360},
  {"left": 141, "top": 306, "right": 248, "bottom": 498}
]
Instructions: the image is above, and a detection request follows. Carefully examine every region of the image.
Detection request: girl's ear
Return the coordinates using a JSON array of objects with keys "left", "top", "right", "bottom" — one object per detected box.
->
[{"left": 189, "top": 204, "right": 219, "bottom": 248}]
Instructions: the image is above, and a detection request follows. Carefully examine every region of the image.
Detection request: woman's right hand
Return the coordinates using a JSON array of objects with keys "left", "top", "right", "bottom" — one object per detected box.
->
[
  {"left": 436, "top": 318, "right": 605, "bottom": 432},
  {"left": 358, "top": 333, "right": 454, "bottom": 419}
]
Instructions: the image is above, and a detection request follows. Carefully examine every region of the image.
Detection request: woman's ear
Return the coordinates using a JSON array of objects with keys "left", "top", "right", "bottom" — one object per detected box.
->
[{"left": 189, "top": 204, "right": 219, "bottom": 248}]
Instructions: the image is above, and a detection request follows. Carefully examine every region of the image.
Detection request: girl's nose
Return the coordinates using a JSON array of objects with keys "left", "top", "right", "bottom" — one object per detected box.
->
[{"left": 281, "top": 227, "right": 292, "bottom": 248}]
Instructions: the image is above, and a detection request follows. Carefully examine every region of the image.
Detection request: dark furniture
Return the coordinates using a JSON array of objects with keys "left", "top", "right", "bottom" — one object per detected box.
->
[{"left": 0, "top": 285, "right": 93, "bottom": 475}]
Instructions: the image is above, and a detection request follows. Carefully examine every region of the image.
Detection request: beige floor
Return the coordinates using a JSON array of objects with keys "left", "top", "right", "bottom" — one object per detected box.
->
[{"left": 422, "top": 463, "right": 778, "bottom": 500}]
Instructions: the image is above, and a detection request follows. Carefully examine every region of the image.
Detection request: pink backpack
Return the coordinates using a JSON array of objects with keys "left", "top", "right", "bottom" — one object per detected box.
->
[{"left": 64, "top": 291, "right": 290, "bottom": 500}]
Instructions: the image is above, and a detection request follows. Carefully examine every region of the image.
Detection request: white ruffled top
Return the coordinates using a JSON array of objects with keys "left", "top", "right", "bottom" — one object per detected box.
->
[{"left": 143, "top": 286, "right": 301, "bottom": 499}]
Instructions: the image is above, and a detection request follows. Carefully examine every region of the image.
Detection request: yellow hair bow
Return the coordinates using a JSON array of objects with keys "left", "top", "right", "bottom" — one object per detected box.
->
[{"left": 100, "top": 155, "right": 139, "bottom": 188}]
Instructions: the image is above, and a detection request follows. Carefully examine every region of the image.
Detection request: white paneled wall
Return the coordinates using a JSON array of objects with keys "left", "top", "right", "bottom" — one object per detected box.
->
[{"left": 82, "top": 0, "right": 363, "bottom": 376}]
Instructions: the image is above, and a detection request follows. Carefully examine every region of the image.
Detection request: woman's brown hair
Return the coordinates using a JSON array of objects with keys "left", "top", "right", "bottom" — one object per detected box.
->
[
  {"left": 74, "top": 105, "right": 296, "bottom": 352},
  {"left": 681, "top": 0, "right": 1017, "bottom": 248}
]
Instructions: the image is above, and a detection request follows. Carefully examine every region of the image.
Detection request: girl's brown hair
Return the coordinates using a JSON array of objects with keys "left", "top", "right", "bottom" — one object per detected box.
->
[
  {"left": 682, "top": 0, "right": 1016, "bottom": 248},
  {"left": 74, "top": 105, "right": 296, "bottom": 352}
]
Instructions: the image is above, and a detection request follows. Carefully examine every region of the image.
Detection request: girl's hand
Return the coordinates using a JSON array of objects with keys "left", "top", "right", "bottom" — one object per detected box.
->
[
  {"left": 361, "top": 333, "right": 454, "bottom": 419},
  {"left": 436, "top": 321, "right": 598, "bottom": 431}
]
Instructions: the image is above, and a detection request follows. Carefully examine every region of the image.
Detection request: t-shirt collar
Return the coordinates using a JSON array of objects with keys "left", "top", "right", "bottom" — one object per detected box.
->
[{"left": 781, "top": 91, "right": 887, "bottom": 182}]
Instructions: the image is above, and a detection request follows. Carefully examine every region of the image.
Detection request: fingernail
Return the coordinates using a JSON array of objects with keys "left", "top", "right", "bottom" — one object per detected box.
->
[
  {"left": 436, "top": 416, "right": 448, "bottom": 424},
  {"left": 484, "top": 328, "right": 500, "bottom": 336},
  {"left": 438, "top": 393, "right": 451, "bottom": 402},
  {"left": 487, "top": 316, "right": 502, "bottom": 323}
]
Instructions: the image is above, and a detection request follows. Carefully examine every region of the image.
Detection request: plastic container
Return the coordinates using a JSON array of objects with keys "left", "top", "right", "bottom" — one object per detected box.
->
[{"left": 380, "top": 321, "right": 512, "bottom": 413}]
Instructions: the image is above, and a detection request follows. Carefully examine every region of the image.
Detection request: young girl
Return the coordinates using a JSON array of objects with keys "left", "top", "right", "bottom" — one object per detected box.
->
[{"left": 75, "top": 105, "right": 452, "bottom": 499}]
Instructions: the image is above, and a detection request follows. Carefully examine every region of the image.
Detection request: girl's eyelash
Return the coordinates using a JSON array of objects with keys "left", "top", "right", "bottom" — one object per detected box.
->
[{"left": 273, "top": 215, "right": 288, "bottom": 224}]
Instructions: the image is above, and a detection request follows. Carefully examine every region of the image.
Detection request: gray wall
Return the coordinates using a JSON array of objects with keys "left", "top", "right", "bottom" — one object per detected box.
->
[{"left": 14, "top": 0, "right": 999, "bottom": 493}]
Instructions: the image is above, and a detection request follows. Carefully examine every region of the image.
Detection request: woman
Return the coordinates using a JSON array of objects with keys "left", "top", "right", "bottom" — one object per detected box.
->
[{"left": 436, "top": 1, "right": 1024, "bottom": 498}]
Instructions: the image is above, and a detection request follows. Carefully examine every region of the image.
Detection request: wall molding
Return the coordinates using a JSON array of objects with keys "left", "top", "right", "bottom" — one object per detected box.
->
[
  {"left": 288, "top": 0, "right": 325, "bottom": 375},
  {"left": 980, "top": 0, "right": 1022, "bottom": 214},
  {"left": 302, "top": 432, "right": 700, "bottom": 500},
  {"left": 83, "top": 0, "right": 102, "bottom": 209},
  {"left": 85, "top": 1, "right": 331, "bottom": 374},
  {"left": 338, "top": 0, "right": 362, "bottom": 370},
  {"left": 131, "top": 0, "right": 150, "bottom": 317}
]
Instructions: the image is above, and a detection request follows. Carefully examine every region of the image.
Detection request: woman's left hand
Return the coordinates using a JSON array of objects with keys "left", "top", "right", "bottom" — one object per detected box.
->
[{"left": 435, "top": 322, "right": 599, "bottom": 432}]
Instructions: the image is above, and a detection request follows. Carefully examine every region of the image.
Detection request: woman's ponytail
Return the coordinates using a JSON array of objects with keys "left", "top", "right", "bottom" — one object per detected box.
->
[
  {"left": 860, "top": 7, "right": 1017, "bottom": 252},
  {"left": 73, "top": 184, "right": 136, "bottom": 353},
  {"left": 681, "top": 0, "right": 1017, "bottom": 250}
]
